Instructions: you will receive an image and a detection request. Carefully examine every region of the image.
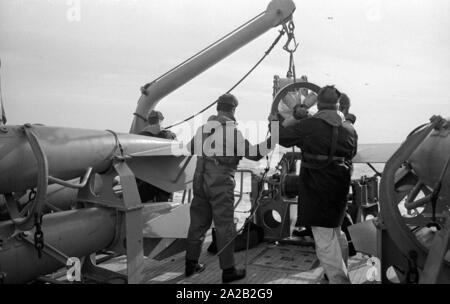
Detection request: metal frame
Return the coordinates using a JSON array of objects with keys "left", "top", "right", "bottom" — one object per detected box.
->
[
  {"left": 378, "top": 118, "right": 450, "bottom": 283},
  {"left": 78, "top": 159, "right": 144, "bottom": 284},
  {"left": 419, "top": 213, "right": 450, "bottom": 283}
]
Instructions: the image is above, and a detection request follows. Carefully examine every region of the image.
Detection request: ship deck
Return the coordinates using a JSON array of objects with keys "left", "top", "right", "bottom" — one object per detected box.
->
[{"left": 100, "top": 236, "right": 375, "bottom": 284}]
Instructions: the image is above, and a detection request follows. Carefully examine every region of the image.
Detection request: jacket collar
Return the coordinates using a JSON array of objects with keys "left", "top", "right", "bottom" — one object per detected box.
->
[
  {"left": 313, "top": 110, "right": 345, "bottom": 127},
  {"left": 141, "top": 124, "right": 162, "bottom": 135},
  {"left": 208, "top": 112, "right": 237, "bottom": 125}
]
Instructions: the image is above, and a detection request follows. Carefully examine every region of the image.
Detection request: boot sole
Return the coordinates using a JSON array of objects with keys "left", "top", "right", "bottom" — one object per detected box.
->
[
  {"left": 185, "top": 265, "right": 206, "bottom": 277},
  {"left": 222, "top": 273, "right": 246, "bottom": 283}
]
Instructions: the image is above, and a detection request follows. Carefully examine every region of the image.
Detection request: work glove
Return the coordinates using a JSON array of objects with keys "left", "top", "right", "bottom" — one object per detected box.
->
[
  {"left": 293, "top": 104, "right": 310, "bottom": 120},
  {"left": 345, "top": 113, "right": 357, "bottom": 124}
]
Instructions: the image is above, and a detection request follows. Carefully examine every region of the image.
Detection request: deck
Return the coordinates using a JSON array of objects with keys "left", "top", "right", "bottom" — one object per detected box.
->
[{"left": 101, "top": 237, "right": 375, "bottom": 284}]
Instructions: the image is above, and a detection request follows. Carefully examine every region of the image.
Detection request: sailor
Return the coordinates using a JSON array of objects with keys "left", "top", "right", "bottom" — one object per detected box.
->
[
  {"left": 137, "top": 110, "right": 177, "bottom": 203},
  {"left": 139, "top": 110, "right": 177, "bottom": 139},
  {"left": 338, "top": 93, "right": 356, "bottom": 124},
  {"left": 292, "top": 93, "right": 356, "bottom": 241},
  {"left": 185, "top": 93, "right": 272, "bottom": 283},
  {"left": 271, "top": 85, "right": 358, "bottom": 284}
]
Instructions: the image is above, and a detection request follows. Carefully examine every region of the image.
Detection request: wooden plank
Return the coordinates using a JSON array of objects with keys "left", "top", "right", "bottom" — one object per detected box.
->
[{"left": 100, "top": 240, "right": 374, "bottom": 284}]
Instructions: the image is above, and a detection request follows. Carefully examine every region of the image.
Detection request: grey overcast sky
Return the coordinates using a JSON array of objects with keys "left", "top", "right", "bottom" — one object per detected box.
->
[{"left": 0, "top": 0, "right": 449, "bottom": 143}]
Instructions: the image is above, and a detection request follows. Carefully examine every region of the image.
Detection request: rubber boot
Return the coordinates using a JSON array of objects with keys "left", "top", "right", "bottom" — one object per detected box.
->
[
  {"left": 222, "top": 267, "right": 246, "bottom": 283},
  {"left": 185, "top": 259, "right": 206, "bottom": 277},
  {"left": 292, "top": 226, "right": 313, "bottom": 238}
]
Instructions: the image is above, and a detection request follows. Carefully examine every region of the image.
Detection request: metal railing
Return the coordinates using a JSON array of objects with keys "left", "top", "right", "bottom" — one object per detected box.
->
[{"left": 180, "top": 169, "right": 254, "bottom": 206}]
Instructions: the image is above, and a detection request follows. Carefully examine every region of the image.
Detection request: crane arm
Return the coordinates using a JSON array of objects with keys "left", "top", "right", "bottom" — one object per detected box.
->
[{"left": 130, "top": 0, "right": 296, "bottom": 134}]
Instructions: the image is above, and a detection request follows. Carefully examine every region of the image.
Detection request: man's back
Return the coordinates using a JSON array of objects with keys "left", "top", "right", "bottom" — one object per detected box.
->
[
  {"left": 278, "top": 115, "right": 357, "bottom": 164},
  {"left": 276, "top": 86, "right": 357, "bottom": 284},
  {"left": 188, "top": 113, "right": 269, "bottom": 169},
  {"left": 297, "top": 117, "right": 357, "bottom": 162},
  {"left": 277, "top": 110, "right": 358, "bottom": 228}
]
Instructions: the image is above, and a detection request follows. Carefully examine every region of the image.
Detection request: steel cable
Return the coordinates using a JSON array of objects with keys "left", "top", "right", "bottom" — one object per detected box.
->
[{"left": 165, "top": 29, "right": 286, "bottom": 129}]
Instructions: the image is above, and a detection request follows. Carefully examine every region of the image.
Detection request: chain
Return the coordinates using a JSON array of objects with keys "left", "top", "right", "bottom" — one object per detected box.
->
[
  {"left": 283, "top": 20, "right": 299, "bottom": 81},
  {"left": 34, "top": 213, "right": 44, "bottom": 259},
  {"left": 24, "top": 189, "right": 45, "bottom": 258}
]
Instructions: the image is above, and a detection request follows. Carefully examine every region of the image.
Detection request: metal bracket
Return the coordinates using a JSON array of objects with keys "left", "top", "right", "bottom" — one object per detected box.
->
[
  {"left": 112, "top": 160, "right": 144, "bottom": 284},
  {"left": 48, "top": 167, "right": 93, "bottom": 189},
  {"left": 81, "top": 253, "right": 127, "bottom": 284},
  {"left": 77, "top": 160, "right": 144, "bottom": 284}
]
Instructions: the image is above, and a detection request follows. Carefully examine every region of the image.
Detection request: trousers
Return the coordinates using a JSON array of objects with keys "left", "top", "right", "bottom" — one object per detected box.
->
[
  {"left": 186, "top": 159, "right": 236, "bottom": 269},
  {"left": 311, "top": 226, "right": 350, "bottom": 284}
]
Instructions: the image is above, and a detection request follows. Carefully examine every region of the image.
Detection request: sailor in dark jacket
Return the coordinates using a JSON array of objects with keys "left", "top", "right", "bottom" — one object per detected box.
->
[
  {"left": 272, "top": 85, "right": 358, "bottom": 283},
  {"left": 185, "top": 93, "right": 272, "bottom": 283},
  {"left": 139, "top": 110, "right": 177, "bottom": 139},
  {"left": 137, "top": 110, "right": 177, "bottom": 202}
]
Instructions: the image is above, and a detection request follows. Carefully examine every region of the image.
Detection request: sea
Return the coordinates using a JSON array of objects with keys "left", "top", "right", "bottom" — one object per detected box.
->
[{"left": 173, "top": 149, "right": 384, "bottom": 230}]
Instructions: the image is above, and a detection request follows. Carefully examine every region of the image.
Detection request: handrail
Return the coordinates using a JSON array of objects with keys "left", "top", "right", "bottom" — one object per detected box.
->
[
  {"left": 179, "top": 169, "right": 254, "bottom": 207},
  {"left": 234, "top": 169, "right": 254, "bottom": 209},
  {"left": 48, "top": 167, "right": 93, "bottom": 189}
]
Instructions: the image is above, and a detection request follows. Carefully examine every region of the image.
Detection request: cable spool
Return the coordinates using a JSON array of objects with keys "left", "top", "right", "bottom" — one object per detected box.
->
[{"left": 281, "top": 173, "right": 300, "bottom": 198}]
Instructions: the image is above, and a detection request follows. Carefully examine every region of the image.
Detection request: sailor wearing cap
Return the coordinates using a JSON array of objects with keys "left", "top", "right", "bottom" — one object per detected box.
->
[
  {"left": 185, "top": 93, "right": 272, "bottom": 283},
  {"left": 273, "top": 85, "right": 358, "bottom": 283},
  {"left": 137, "top": 110, "right": 176, "bottom": 203},
  {"left": 139, "top": 110, "right": 177, "bottom": 140}
]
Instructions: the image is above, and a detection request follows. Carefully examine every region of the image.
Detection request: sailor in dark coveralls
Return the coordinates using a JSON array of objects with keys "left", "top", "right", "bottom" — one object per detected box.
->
[
  {"left": 272, "top": 85, "right": 358, "bottom": 283},
  {"left": 185, "top": 93, "right": 272, "bottom": 283}
]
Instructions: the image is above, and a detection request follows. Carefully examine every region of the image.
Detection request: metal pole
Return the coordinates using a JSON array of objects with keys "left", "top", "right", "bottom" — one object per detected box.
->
[
  {"left": 130, "top": 0, "right": 296, "bottom": 133},
  {"left": 0, "top": 58, "right": 7, "bottom": 125}
]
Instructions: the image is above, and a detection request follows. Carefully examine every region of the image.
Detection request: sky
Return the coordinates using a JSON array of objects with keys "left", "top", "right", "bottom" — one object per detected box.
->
[{"left": 0, "top": 0, "right": 449, "bottom": 144}]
